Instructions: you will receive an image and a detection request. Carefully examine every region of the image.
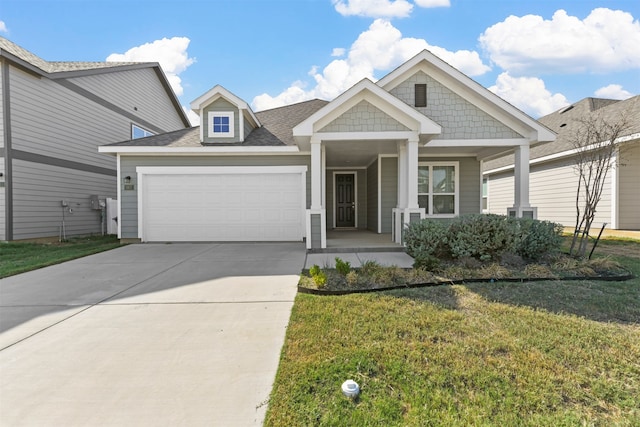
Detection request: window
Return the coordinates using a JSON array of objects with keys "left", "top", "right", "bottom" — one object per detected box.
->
[
  {"left": 131, "top": 124, "right": 155, "bottom": 139},
  {"left": 207, "top": 111, "right": 234, "bottom": 138},
  {"left": 418, "top": 162, "right": 459, "bottom": 216},
  {"left": 414, "top": 84, "right": 427, "bottom": 107}
]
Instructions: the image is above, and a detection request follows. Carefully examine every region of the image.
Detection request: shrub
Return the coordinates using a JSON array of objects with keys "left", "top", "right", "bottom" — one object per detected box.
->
[
  {"left": 309, "top": 264, "right": 327, "bottom": 288},
  {"left": 345, "top": 271, "right": 358, "bottom": 287},
  {"left": 513, "top": 218, "right": 563, "bottom": 260},
  {"left": 403, "top": 219, "right": 448, "bottom": 270},
  {"left": 334, "top": 257, "right": 351, "bottom": 276},
  {"left": 447, "top": 214, "right": 516, "bottom": 261}
]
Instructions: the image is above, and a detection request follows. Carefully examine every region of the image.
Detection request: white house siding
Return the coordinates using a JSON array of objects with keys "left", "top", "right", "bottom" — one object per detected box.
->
[
  {"left": 367, "top": 159, "right": 378, "bottom": 232},
  {"left": 390, "top": 71, "right": 522, "bottom": 140},
  {"left": 119, "top": 155, "right": 311, "bottom": 239},
  {"left": 69, "top": 67, "right": 186, "bottom": 133},
  {"left": 486, "top": 157, "right": 612, "bottom": 229},
  {"left": 12, "top": 159, "right": 116, "bottom": 240},
  {"left": 618, "top": 142, "right": 640, "bottom": 229}
]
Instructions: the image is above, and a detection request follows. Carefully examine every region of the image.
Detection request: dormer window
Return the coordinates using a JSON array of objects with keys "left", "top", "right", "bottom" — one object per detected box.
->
[{"left": 208, "top": 111, "right": 234, "bottom": 138}]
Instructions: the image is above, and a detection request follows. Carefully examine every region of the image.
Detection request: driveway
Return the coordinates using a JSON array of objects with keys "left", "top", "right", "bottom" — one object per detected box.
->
[{"left": 0, "top": 243, "right": 306, "bottom": 426}]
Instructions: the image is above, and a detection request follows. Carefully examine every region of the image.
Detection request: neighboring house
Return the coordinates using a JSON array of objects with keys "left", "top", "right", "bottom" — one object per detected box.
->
[
  {"left": 0, "top": 37, "right": 190, "bottom": 241},
  {"left": 99, "top": 50, "right": 555, "bottom": 249},
  {"left": 483, "top": 96, "right": 640, "bottom": 231}
]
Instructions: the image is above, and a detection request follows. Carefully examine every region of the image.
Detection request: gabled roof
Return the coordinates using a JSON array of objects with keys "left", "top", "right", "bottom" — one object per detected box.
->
[
  {"left": 378, "top": 49, "right": 556, "bottom": 143},
  {"left": 293, "top": 78, "right": 441, "bottom": 138},
  {"left": 484, "top": 95, "right": 640, "bottom": 172},
  {"left": 100, "top": 99, "right": 328, "bottom": 151},
  {"left": 0, "top": 36, "right": 190, "bottom": 127},
  {"left": 189, "top": 84, "right": 260, "bottom": 128}
]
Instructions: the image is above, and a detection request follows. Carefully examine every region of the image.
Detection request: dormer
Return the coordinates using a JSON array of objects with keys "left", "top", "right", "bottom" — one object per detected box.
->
[{"left": 190, "top": 85, "right": 261, "bottom": 144}]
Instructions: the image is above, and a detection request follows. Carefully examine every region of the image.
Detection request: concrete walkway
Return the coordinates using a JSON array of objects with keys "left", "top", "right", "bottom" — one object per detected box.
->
[{"left": 0, "top": 243, "right": 306, "bottom": 427}]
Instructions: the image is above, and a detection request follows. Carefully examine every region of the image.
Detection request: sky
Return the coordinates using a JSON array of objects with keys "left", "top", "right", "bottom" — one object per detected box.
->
[{"left": 1, "top": 0, "right": 639, "bottom": 125}]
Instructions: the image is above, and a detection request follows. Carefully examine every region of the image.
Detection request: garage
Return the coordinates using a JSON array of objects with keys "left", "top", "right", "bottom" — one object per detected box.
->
[{"left": 138, "top": 166, "right": 307, "bottom": 242}]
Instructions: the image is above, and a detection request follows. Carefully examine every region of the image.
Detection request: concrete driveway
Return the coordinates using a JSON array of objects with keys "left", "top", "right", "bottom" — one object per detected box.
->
[{"left": 0, "top": 243, "right": 306, "bottom": 426}]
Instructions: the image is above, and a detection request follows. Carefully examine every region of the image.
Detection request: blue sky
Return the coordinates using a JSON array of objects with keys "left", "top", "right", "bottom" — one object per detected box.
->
[{"left": 1, "top": 0, "right": 638, "bottom": 124}]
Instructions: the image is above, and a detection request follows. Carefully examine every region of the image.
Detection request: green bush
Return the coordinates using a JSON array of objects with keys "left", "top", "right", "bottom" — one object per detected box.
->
[
  {"left": 334, "top": 257, "right": 351, "bottom": 276},
  {"left": 447, "top": 214, "right": 516, "bottom": 261},
  {"left": 403, "top": 219, "right": 448, "bottom": 269},
  {"left": 309, "top": 264, "right": 327, "bottom": 288},
  {"left": 513, "top": 218, "right": 563, "bottom": 260}
]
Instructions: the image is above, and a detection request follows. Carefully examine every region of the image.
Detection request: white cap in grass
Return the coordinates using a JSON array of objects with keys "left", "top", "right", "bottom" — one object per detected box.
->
[{"left": 341, "top": 379, "right": 360, "bottom": 398}]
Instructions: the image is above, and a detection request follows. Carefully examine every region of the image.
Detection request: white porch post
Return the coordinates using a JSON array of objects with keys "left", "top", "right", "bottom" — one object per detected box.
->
[
  {"left": 406, "top": 137, "right": 419, "bottom": 209},
  {"left": 509, "top": 143, "right": 537, "bottom": 218},
  {"left": 307, "top": 137, "right": 326, "bottom": 249},
  {"left": 311, "top": 138, "right": 322, "bottom": 210},
  {"left": 397, "top": 141, "right": 407, "bottom": 209}
]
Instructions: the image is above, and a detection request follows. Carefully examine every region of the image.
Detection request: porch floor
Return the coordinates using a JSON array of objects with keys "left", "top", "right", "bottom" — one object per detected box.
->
[{"left": 317, "top": 229, "right": 404, "bottom": 253}]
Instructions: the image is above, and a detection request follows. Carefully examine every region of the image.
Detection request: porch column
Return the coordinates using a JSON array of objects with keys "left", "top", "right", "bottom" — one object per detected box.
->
[
  {"left": 509, "top": 143, "right": 537, "bottom": 219},
  {"left": 396, "top": 141, "right": 407, "bottom": 208},
  {"left": 307, "top": 137, "right": 326, "bottom": 249},
  {"left": 406, "top": 137, "right": 419, "bottom": 209}
]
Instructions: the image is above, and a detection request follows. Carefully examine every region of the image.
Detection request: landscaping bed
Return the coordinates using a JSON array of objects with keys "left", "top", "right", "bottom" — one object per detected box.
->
[{"left": 298, "top": 253, "right": 633, "bottom": 295}]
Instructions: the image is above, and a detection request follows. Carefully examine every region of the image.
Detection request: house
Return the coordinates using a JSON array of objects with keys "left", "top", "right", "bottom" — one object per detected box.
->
[
  {"left": 483, "top": 96, "right": 640, "bottom": 231},
  {"left": 0, "top": 37, "right": 190, "bottom": 241},
  {"left": 99, "top": 50, "right": 555, "bottom": 249}
]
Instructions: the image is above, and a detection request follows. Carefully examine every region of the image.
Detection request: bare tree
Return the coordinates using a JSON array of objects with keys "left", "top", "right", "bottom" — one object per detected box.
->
[{"left": 569, "top": 112, "right": 629, "bottom": 258}]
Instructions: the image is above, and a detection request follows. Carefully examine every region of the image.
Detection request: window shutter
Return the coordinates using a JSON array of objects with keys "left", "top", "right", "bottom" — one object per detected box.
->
[{"left": 415, "top": 84, "right": 427, "bottom": 107}]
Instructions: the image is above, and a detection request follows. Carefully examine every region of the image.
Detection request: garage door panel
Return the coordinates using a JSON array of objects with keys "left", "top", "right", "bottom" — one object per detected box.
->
[{"left": 142, "top": 171, "right": 304, "bottom": 242}]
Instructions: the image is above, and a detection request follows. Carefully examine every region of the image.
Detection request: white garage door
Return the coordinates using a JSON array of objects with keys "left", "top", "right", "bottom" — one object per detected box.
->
[{"left": 139, "top": 167, "right": 306, "bottom": 242}]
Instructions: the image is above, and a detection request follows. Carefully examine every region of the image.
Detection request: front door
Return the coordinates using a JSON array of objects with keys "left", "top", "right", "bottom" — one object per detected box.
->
[{"left": 335, "top": 173, "right": 355, "bottom": 227}]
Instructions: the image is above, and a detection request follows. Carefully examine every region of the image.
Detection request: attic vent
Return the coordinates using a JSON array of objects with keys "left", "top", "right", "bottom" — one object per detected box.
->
[
  {"left": 415, "top": 84, "right": 427, "bottom": 108},
  {"left": 560, "top": 105, "right": 574, "bottom": 114}
]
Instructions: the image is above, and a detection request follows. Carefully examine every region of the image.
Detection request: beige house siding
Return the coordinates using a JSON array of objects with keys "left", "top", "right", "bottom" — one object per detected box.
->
[
  {"left": 618, "top": 143, "right": 640, "bottom": 229},
  {"left": 390, "top": 71, "right": 522, "bottom": 140},
  {"left": 486, "top": 156, "right": 613, "bottom": 229}
]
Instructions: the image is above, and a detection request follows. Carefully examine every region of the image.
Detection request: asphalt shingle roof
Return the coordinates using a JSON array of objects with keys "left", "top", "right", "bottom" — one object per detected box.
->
[
  {"left": 484, "top": 95, "right": 640, "bottom": 171},
  {"left": 0, "top": 36, "right": 144, "bottom": 74},
  {"left": 106, "top": 99, "right": 329, "bottom": 148}
]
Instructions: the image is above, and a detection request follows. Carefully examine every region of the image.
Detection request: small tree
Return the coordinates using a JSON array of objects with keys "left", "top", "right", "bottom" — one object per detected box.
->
[{"left": 569, "top": 111, "right": 629, "bottom": 258}]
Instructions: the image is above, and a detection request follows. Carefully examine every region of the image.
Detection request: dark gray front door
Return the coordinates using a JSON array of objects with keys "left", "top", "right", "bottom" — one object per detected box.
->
[{"left": 336, "top": 174, "right": 355, "bottom": 227}]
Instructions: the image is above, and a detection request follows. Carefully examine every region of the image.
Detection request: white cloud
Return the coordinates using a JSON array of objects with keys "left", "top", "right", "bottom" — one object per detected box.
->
[
  {"left": 183, "top": 106, "right": 200, "bottom": 127},
  {"left": 594, "top": 84, "right": 634, "bottom": 100},
  {"left": 252, "top": 19, "right": 489, "bottom": 111},
  {"left": 479, "top": 8, "right": 640, "bottom": 75},
  {"left": 331, "top": 48, "right": 346, "bottom": 57},
  {"left": 106, "top": 37, "right": 195, "bottom": 96},
  {"left": 333, "top": 0, "right": 413, "bottom": 18},
  {"left": 489, "top": 72, "right": 569, "bottom": 117},
  {"left": 0, "top": 21, "right": 8, "bottom": 33},
  {"left": 414, "top": 0, "right": 450, "bottom": 7}
]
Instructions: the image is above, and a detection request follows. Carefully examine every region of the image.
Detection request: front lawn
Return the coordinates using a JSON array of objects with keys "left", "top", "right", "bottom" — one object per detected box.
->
[
  {"left": 265, "top": 240, "right": 640, "bottom": 426},
  {"left": 0, "top": 235, "right": 122, "bottom": 278}
]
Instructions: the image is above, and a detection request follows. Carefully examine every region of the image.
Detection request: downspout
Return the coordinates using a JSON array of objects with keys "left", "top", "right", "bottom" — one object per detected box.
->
[{"left": 2, "top": 60, "right": 13, "bottom": 241}]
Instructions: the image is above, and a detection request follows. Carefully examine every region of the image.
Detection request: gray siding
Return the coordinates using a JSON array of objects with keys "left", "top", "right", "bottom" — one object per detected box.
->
[
  {"left": 203, "top": 98, "right": 240, "bottom": 144},
  {"left": 0, "top": 63, "right": 4, "bottom": 148},
  {"left": 486, "top": 156, "right": 613, "bottom": 229},
  {"left": 12, "top": 159, "right": 116, "bottom": 240},
  {"left": 69, "top": 67, "right": 186, "bottom": 132},
  {"left": 619, "top": 142, "right": 640, "bottom": 229},
  {"left": 119, "top": 155, "right": 311, "bottom": 238},
  {"left": 320, "top": 100, "right": 410, "bottom": 133},
  {"left": 310, "top": 213, "right": 322, "bottom": 249},
  {"left": 367, "top": 159, "right": 378, "bottom": 232},
  {"left": 0, "top": 157, "right": 4, "bottom": 240},
  {"left": 390, "top": 71, "right": 522, "bottom": 140},
  {"left": 380, "top": 157, "right": 397, "bottom": 233}
]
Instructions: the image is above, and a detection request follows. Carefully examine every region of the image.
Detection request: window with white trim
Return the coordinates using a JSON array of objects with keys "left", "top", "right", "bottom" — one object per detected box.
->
[
  {"left": 482, "top": 177, "right": 488, "bottom": 211},
  {"left": 418, "top": 162, "right": 459, "bottom": 216},
  {"left": 132, "top": 124, "right": 155, "bottom": 139},
  {"left": 207, "top": 111, "right": 234, "bottom": 138}
]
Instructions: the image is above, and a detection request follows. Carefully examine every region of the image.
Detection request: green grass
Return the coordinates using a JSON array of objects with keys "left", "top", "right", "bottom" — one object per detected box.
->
[
  {"left": 0, "top": 235, "right": 123, "bottom": 278},
  {"left": 265, "top": 240, "right": 640, "bottom": 426}
]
